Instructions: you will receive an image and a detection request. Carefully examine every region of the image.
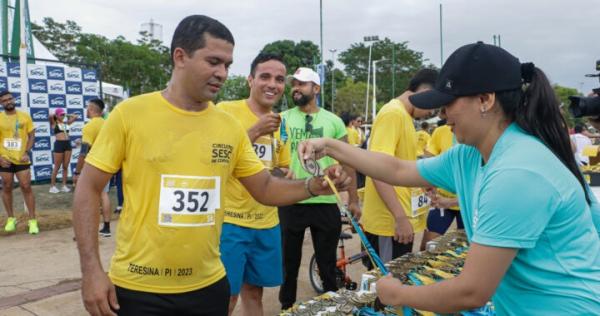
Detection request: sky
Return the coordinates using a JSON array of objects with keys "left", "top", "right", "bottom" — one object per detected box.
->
[{"left": 28, "top": 0, "right": 600, "bottom": 94}]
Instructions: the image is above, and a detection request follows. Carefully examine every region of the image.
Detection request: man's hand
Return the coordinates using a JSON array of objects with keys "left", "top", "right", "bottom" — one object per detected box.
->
[
  {"left": 431, "top": 196, "right": 458, "bottom": 209},
  {"left": 20, "top": 153, "right": 30, "bottom": 163},
  {"left": 297, "top": 138, "right": 329, "bottom": 161},
  {"left": 308, "top": 164, "right": 351, "bottom": 196},
  {"left": 81, "top": 268, "right": 119, "bottom": 316},
  {"left": 347, "top": 201, "right": 362, "bottom": 220},
  {"left": 0, "top": 156, "right": 11, "bottom": 168},
  {"left": 248, "top": 113, "right": 281, "bottom": 141},
  {"left": 394, "top": 215, "right": 414, "bottom": 244},
  {"left": 376, "top": 274, "right": 403, "bottom": 306}
]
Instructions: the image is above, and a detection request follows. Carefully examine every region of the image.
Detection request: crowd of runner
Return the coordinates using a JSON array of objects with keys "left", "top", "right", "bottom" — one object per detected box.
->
[{"left": 0, "top": 13, "right": 598, "bottom": 316}]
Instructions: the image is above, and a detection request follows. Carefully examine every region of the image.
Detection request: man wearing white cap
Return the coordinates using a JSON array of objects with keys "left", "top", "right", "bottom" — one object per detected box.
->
[{"left": 278, "top": 67, "right": 360, "bottom": 309}]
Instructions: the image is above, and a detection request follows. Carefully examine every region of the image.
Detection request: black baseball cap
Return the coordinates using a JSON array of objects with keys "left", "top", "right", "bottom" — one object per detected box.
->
[{"left": 410, "top": 42, "right": 522, "bottom": 109}]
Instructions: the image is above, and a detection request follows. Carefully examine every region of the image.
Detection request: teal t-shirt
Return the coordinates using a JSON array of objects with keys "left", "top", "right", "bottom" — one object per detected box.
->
[
  {"left": 281, "top": 106, "right": 347, "bottom": 204},
  {"left": 417, "top": 123, "right": 600, "bottom": 315}
]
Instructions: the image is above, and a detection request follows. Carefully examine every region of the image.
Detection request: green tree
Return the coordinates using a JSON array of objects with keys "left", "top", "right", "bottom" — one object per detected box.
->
[
  {"left": 338, "top": 38, "right": 430, "bottom": 104},
  {"left": 554, "top": 84, "right": 582, "bottom": 127},
  {"left": 215, "top": 75, "right": 250, "bottom": 103},
  {"left": 261, "top": 40, "right": 320, "bottom": 74},
  {"left": 32, "top": 18, "right": 171, "bottom": 97},
  {"left": 334, "top": 78, "right": 367, "bottom": 116}
]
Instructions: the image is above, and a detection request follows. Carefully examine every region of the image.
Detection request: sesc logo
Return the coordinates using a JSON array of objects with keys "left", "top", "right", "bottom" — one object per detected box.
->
[
  {"left": 31, "top": 95, "right": 49, "bottom": 107},
  {"left": 47, "top": 66, "right": 65, "bottom": 80},
  {"left": 70, "top": 124, "right": 83, "bottom": 134},
  {"left": 68, "top": 98, "right": 82, "bottom": 107},
  {"left": 49, "top": 95, "right": 66, "bottom": 107},
  {"left": 66, "top": 82, "right": 82, "bottom": 94},
  {"left": 0, "top": 78, "right": 6, "bottom": 90},
  {"left": 0, "top": 63, "right": 6, "bottom": 76},
  {"left": 49, "top": 82, "right": 65, "bottom": 93},
  {"left": 84, "top": 85, "right": 97, "bottom": 93},
  {"left": 7, "top": 63, "right": 20, "bottom": 77},
  {"left": 82, "top": 70, "right": 97, "bottom": 81},
  {"left": 68, "top": 109, "right": 84, "bottom": 119},
  {"left": 34, "top": 165, "right": 53, "bottom": 179},
  {"left": 9, "top": 80, "right": 21, "bottom": 90},
  {"left": 34, "top": 152, "right": 52, "bottom": 164},
  {"left": 29, "top": 80, "right": 47, "bottom": 93},
  {"left": 66, "top": 69, "right": 81, "bottom": 80},
  {"left": 35, "top": 124, "right": 50, "bottom": 135},
  {"left": 13, "top": 94, "right": 21, "bottom": 106},
  {"left": 28, "top": 66, "right": 46, "bottom": 78},
  {"left": 31, "top": 108, "right": 49, "bottom": 121},
  {"left": 33, "top": 137, "right": 51, "bottom": 151}
]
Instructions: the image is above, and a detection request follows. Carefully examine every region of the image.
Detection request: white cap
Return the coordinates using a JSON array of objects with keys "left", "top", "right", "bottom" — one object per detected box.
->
[{"left": 289, "top": 67, "right": 321, "bottom": 86}]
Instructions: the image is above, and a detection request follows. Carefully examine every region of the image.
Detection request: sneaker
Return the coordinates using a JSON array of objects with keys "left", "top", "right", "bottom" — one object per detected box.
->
[
  {"left": 49, "top": 186, "right": 60, "bottom": 194},
  {"left": 114, "top": 206, "right": 122, "bottom": 214},
  {"left": 28, "top": 219, "right": 39, "bottom": 235},
  {"left": 4, "top": 217, "right": 16, "bottom": 232},
  {"left": 61, "top": 185, "right": 71, "bottom": 193},
  {"left": 99, "top": 227, "right": 111, "bottom": 237}
]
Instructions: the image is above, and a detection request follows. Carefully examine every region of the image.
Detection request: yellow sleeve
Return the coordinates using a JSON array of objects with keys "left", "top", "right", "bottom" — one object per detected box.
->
[
  {"left": 233, "top": 125, "right": 266, "bottom": 179},
  {"left": 86, "top": 109, "right": 126, "bottom": 174},
  {"left": 426, "top": 129, "right": 441, "bottom": 155},
  {"left": 369, "top": 111, "right": 400, "bottom": 156},
  {"left": 25, "top": 113, "right": 34, "bottom": 133},
  {"left": 81, "top": 123, "right": 92, "bottom": 144}
]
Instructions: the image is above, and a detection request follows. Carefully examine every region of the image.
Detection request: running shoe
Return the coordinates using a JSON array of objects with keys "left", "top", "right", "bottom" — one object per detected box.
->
[
  {"left": 99, "top": 227, "right": 111, "bottom": 237},
  {"left": 61, "top": 185, "right": 71, "bottom": 193},
  {"left": 49, "top": 186, "right": 60, "bottom": 194},
  {"left": 114, "top": 206, "right": 122, "bottom": 214},
  {"left": 4, "top": 217, "right": 16, "bottom": 232},
  {"left": 28, "top": 219, "right": 39, "bottom": 235}
]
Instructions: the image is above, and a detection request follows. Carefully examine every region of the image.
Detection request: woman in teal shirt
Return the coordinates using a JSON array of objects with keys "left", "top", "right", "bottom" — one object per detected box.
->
[{"left": 298, "top": 42, "right": 600, "bottom": 315}]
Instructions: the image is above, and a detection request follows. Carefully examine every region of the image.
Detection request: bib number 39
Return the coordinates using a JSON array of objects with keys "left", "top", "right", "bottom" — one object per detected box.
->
[{"left": 158, "top": 175, "right": 220, "bottom": 227}]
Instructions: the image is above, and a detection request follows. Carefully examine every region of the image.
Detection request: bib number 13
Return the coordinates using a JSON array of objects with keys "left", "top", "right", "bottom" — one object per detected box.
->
[{"left": 172, "top": 190, "right": 210, "bottom": 212}]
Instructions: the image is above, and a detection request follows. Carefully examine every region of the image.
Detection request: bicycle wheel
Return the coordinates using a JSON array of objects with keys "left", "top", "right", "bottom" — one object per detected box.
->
[
  {"left": 309, "top": 254, "right": 324, "bottom": 294},
  {"left": 309, "top": 254, "right": 346, "bottom": 294}
]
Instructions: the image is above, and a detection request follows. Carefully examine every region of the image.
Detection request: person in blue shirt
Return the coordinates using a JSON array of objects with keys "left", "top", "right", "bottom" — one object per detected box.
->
[{"left": 297, "top": 42, "right": 600, "bottom": 315}]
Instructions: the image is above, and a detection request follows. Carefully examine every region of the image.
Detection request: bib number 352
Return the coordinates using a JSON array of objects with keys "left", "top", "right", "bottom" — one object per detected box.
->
[{"left": 158, "top": 175, "right": 220, "bottom": 227}]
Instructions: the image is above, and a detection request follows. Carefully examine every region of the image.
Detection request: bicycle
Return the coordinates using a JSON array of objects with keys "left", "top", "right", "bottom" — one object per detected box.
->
[{"left": 308, "top": 224, "right": 367, "bottom": 294}]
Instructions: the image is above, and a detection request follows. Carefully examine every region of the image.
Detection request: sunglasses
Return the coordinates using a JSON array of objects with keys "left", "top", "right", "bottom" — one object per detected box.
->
[{"left": 305, "top": 115, "right": 313, "bottom": 133}]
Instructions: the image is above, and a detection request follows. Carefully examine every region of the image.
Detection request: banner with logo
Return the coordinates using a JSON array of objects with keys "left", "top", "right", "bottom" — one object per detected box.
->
[{"left": 0, "top": 61, "right": 99, "bottom": 181}]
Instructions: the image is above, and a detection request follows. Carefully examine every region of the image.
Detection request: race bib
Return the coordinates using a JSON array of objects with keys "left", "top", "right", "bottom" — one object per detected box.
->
[
  {"left": 3, "top": 138, "right": 22, "bottom": 151},
  {"left": 410, "top": 188, "right": 430, "bottom": 217},
  {"left": 158, "top": 175, "right": 220, "bottom": 227},
  {"left": 253, "top": 136, "right": 274, "bottom": 165}
]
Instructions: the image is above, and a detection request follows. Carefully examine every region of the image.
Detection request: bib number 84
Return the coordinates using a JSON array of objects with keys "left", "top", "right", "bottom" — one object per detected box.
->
[{"left": 172, "top": 190, "right": 210, "bottom": 212}]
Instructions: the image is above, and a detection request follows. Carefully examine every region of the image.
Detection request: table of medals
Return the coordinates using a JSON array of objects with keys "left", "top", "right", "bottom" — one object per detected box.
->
[{"left": 280, "top": 231, "right": 494, "bottom": 316}]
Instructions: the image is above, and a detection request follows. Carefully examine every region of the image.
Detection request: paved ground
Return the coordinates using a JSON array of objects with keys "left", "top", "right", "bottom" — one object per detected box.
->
[{"left": 0, "top": 184, "right": 376, "bottom": 316}]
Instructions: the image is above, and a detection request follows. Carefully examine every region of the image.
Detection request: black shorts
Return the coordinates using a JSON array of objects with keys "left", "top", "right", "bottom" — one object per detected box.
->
[
  {"left": 114, "top": 276, "right": 229, "bottom": 316},
  {"left": 426, "top": 208, "right": 464, "bottom": 235},
  {"left": 53, "top": 140, "right": 72, "bottom": 153},
  {"left": 0, "top": 163, "right": 30, "bottom": 174}
]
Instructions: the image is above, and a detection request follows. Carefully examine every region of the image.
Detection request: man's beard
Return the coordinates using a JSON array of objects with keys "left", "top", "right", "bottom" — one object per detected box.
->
[
  {"left": 3, "top": 104, "right": 15, "bottom": 111},
  {"left": 292, "top": 93, "right": 313, "bottom": 106}
]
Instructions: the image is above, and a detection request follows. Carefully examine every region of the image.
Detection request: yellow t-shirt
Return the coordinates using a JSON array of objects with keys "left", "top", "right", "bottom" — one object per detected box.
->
[
  {"left": 81, "top": 117, "right": 104, "bottom": 146},
  {"left": 346, "top": 127, "right": 361, "bottom": 146},
  {"left": 362, "top": 99, "right": 428, "bottom": 236},
  {"left": 0, "top": 111, "right": 34, "bottom": 165},
  {"left": 217, "top": 100, "right": 290, "bottom": 229},
  {"left": 86, "top": 92, "right": 265, "bottom": 294},
  {"left": 415, "top": 130, "right": 431, "bottom": 157},
  {"left": 426, "top": 125, "right": 459, "bottom": 211}
]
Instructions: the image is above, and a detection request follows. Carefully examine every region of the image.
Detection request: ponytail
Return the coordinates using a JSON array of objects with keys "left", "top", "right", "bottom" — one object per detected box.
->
[{"left": 497, "top": 67, "right": 591, "bottom": 204}]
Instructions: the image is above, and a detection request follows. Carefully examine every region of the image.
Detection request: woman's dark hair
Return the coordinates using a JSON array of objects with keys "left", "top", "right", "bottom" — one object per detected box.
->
[
  {"left": 340, "top": 111, "right": 356, "bottom": 126},
  {"left": 497, "top": 67, "right": 590, "bottom": 204}
]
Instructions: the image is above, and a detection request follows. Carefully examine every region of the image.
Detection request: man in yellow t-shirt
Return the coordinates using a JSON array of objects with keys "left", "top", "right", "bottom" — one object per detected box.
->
[
  {"left": 73, "top": 98, "right": 112, "bottom": 237},
  {"left": 72, "top": 15, "right": 349, "bottom": 316},
  {"left": 217, "top": 53, "right": 290, "bottom": 316},
  {"left": 342, "top": 112, "right": 361, "bottom": 146},
  {"left": 361, "top": 69, "right": 438, "bottom": 267},
  {"left": 421, "top": 109, "right": 463, "bottom": 249},
  {"left": 0, "top": 90, "right": 37, "bottom": 234},
  {"left": 415, "top": 121, "right": 431, "bottom": 157}
]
